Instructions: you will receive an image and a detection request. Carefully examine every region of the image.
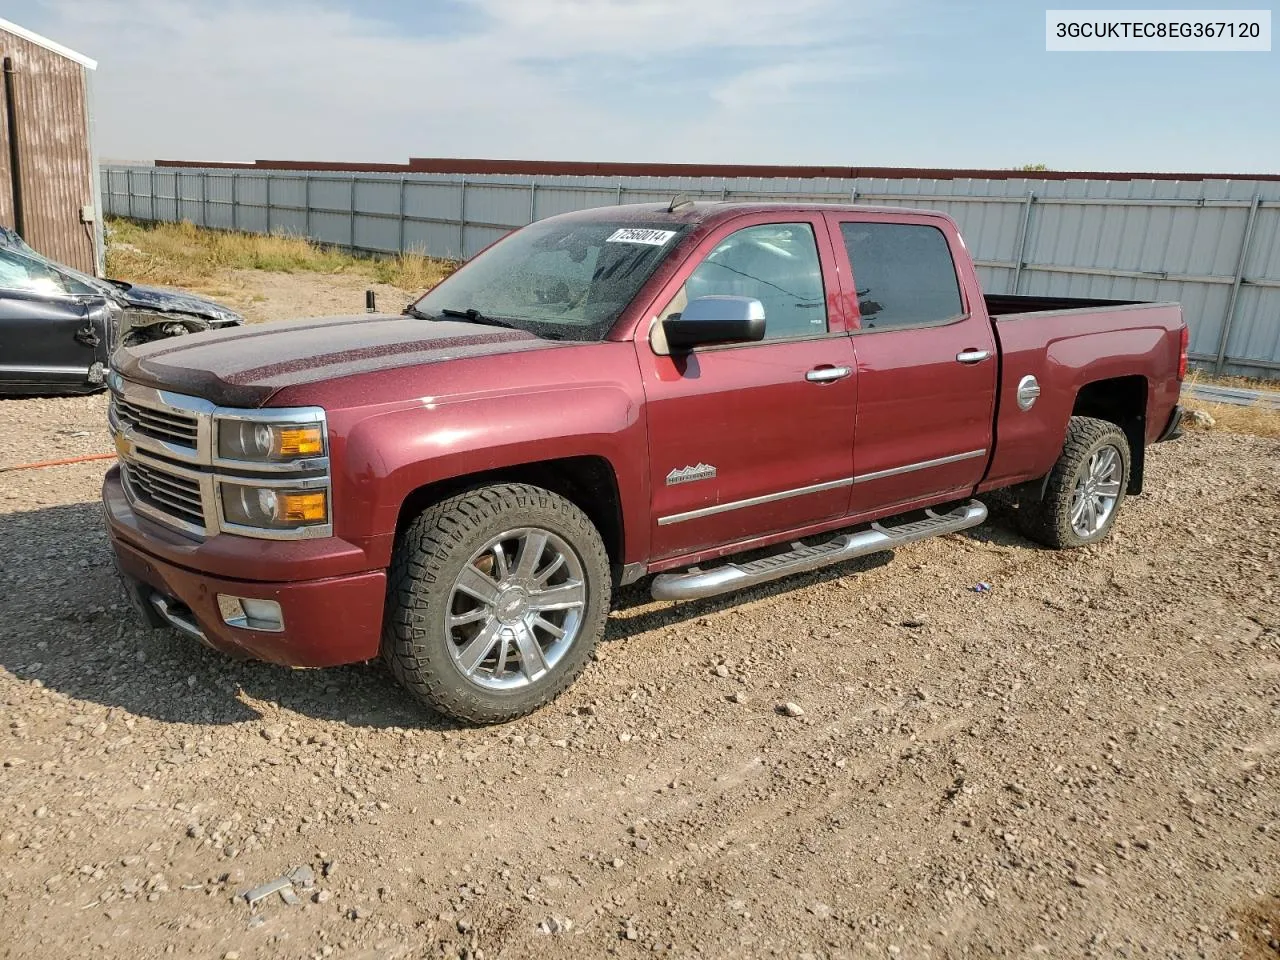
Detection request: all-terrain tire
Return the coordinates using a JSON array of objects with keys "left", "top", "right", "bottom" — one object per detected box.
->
[
  {"left": 382, "top": 483, "right": 611, "bottom": 724},
  {"left": 1017, "top": 416, "right": 1130, "bottom": 549}
]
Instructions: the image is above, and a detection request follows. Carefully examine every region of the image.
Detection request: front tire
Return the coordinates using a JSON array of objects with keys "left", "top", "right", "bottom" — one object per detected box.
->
[
  {"left": 383, "top": 483, "right": 611, "bottom": 724},
  {"left": 1018, "top": 416, "right": 1130, "bottom": 549}
]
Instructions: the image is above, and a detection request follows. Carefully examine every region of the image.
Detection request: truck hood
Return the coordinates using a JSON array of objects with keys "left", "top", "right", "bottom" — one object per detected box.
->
[{"left": 113, "top": 314, "right": 565, "bottom": 407}]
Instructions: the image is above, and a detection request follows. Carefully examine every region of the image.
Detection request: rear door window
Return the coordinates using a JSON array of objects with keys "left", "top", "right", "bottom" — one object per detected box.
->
[{"left": 839, "top": 222, "right": 963, "bottom": 330}]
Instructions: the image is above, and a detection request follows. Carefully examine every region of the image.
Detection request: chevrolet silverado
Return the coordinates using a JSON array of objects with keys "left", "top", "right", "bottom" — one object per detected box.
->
[{"left": 103, "top": 201, "right": 1187, "bottom": 722}]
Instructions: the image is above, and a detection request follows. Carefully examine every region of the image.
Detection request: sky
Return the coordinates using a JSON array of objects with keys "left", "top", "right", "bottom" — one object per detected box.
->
[{"left": 7, "top": 0, "right": 1279, "bottom": 172}]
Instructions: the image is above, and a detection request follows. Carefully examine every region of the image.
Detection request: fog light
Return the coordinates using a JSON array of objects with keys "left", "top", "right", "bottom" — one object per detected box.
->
[{"left": 217, "top": 595, "right": 284, "bottom": 632}]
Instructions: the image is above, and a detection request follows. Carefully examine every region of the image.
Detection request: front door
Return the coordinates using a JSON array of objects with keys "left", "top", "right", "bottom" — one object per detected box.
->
[
  {"left": 825, "top": 213, "right": 998, "bottom": 514},
  {"left": 637, "top": 215, "right": 857, "bottom": 562},
  {"left": 0, "top": 246, "right": 105, "bottom": 390}
]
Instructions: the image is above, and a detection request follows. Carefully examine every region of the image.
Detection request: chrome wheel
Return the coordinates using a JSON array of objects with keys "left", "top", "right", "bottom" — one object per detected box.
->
[
  {"left": 445, "top": 527, "right": 587, "bottom": 691},
  {"left": 1069, "top": 444, "right": 1123, "bottom": 539}
]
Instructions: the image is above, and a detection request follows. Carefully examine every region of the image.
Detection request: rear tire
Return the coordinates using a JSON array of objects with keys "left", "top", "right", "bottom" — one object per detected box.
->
[
  {"left": 382, "top": 483, "right": 611, "bottom": 724},
  {"left": 1018, "top": 416, "right": 1130, "bottom": 549}
]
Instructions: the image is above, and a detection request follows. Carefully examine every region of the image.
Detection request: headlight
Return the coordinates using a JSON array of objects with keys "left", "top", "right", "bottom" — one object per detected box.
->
[
  {"left": 219, "top": 480, "right": 330, "bottom": 534},
  {"left": 215, "top": 411, "right": 326, "bottom": 464},
  {"left": 210, "top": 407, "right": 331, "bottom": 538}
]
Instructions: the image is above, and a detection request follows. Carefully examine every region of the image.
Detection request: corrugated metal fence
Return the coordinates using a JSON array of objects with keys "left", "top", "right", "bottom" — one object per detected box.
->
[{"left": 100, "top": 165, "right": 1280, "bottom": 379}]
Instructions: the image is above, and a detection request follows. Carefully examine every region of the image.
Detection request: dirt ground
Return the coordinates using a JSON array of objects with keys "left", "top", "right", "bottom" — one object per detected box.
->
[
  {"left": 189, "top": 269, "right": 420, "bottom": 324},
  {"left": 1, "top": 279, "right": 1278, "bottom": 960}
]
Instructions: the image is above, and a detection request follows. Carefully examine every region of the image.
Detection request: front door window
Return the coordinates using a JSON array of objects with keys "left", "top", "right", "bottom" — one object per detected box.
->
[{"left": 658, "top": 223, "right": 829, "bottom": 340}]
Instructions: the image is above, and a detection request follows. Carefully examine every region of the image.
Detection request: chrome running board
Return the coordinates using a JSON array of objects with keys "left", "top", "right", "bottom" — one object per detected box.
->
[{"left": 650, "top": 500, "right": 987, "bottom": 602}]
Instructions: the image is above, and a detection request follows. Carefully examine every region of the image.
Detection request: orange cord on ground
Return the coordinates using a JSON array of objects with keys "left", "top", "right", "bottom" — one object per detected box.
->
[{"left": 0, "top": 452, "right": 116, "bottom": 473}]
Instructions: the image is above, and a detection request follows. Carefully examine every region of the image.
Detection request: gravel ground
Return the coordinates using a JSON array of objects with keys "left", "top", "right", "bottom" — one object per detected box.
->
[{"left": 1, "top": 393, "right": 1278, "bottom": 960}]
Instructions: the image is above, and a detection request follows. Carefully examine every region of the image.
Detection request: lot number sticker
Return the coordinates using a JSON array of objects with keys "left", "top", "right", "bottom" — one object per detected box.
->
[{"left": 606, "top": 228, "right": 678, "bottom": 246}]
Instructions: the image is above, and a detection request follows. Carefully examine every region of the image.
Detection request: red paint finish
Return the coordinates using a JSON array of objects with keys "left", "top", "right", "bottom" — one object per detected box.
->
[
  {"left": 105, "top": 469, "right": 385, "bottom": 666},
  {"left": 103, "top": 201, "right": 1186, "bottom": 670},
  {"left": 635, "top": 210, "right": 856, "bottom": 560},
  {"left": 267, "top": 340, "right": 651, "bottom": 568},
  {"left": 982, "top": 306, "right": 1183, "bottom": 492},
  {"left": 642, "top": 336, "right": 856, "bottom": 559},
  {"left": 104, "top": 465, "right": 376, "bottom": 581},
  {"left": 847, "top": 320, "right": 997, "bottom": 511},
  {"left": 823, "top": 209, "right": 999, "bottom": 513},
  {"left": 115, "top": 315, "right": 564, "bottom": 408}
]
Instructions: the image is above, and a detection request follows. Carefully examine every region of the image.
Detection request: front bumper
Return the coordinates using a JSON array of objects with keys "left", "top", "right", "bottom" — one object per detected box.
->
[{"left": 103, "top": 466, "right": 385, "bottom": 666}]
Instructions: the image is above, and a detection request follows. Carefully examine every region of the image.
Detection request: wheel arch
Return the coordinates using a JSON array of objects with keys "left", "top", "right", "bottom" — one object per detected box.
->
[
  {"left": 393, "top": 455, "right": 627, "bottom": 570},
  {"left": 1070, "top": 374, "right": 1148, "bottom": 494}
]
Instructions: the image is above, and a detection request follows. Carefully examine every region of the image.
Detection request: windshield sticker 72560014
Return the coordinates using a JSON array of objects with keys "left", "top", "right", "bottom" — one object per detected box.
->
[{"left": 605, "top": 228, "right": 679, "bottom": 246}]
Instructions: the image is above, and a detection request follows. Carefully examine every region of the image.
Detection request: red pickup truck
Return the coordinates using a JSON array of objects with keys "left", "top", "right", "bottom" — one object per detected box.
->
[{"left": 104, "top": 201, "right": 1186, "bottom": 722}]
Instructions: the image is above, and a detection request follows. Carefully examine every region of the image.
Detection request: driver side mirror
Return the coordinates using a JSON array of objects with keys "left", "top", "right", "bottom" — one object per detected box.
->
[{"left": 662, "top": 296, "right": 766, "bottom": 351}]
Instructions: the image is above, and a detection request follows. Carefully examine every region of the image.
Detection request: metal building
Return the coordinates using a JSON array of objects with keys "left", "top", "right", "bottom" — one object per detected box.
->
[{"left": 0, "top": 18, "right": 101, "bottom": 275}]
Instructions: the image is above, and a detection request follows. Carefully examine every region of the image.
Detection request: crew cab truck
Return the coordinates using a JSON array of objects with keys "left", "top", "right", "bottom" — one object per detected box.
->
[{"left": 103, "top": 202, "right": 1187, "bottom": 723}]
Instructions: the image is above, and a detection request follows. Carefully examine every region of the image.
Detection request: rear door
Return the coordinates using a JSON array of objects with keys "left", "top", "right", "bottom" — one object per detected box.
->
[
  {"left": 0, "top": 247, "right": 105, "bottom": 390},
  {"left": 825, "top": 213, "right": 997, "bottom": 514},
  {"left": 637, "top": 214, "right": 857, "bottom": 561}
]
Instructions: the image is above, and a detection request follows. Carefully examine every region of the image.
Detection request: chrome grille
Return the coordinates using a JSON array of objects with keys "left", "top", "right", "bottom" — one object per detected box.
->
[
  {"left": 108, "top": 372, "right": 331, "bottom": 541},
  {"left": 112, "top": 395, "right": 199, "bottom": 448},
  {"left": 122, "top": 460, "right": 206, "bottom": 531}
]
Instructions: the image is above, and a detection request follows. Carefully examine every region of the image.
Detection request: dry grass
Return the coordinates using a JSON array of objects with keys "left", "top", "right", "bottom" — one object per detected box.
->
[
  {"left": 1182, "top": 370, "right": 1280, "bottom": 439},
  {"left": 368, "top": 249, "right": 457, "bottom": 289},
  {"left": 1187, "top": 370, "right": 1250, "bottom": 395},
  {"left": 1193, "top": 372, "right": 1280, "bottom": 392},
  {"left": 1183, "top": 401, "right": 1280, "bottom": 439},
  {"left": 105, "top": 218, "right": 456, "bottom": 293}
]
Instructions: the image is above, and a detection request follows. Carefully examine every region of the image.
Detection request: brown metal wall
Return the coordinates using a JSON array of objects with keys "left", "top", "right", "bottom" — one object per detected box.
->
[
  {"left": 0, "top": 27, "right": 95, "bottom": 274},
  {"left": 155, "top": 156, "right": 1280, "bottom": 184}
]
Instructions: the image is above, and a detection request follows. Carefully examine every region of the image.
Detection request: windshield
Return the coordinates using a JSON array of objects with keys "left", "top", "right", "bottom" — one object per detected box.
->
[
  {"left": 410, "top": 218, "right": 689, "bottom": 340},
  {"left": 0, "top": 228, "right": 107, "bottom": 298},
  {"left": 0, "top": 245, "right": 100, "bottom": 298}
]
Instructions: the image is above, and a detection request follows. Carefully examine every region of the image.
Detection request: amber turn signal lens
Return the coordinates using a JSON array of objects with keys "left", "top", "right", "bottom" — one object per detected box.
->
[
  {"left": 220, "top": 482, "right": 329, "bottom": 532},
  {"left": 277, "top": 491, "right": 327, "bottom": 522},
  {"left": 277, "top": 427, "right": 324, "bottom": 457}
]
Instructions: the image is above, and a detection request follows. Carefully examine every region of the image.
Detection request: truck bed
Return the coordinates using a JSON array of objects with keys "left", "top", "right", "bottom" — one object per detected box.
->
[
  {"left": 980, "top": 297, "right": 1185, "bottom": 495},
  {"left": 984, "top": 293, "right": 1145, "bottom": 317}
]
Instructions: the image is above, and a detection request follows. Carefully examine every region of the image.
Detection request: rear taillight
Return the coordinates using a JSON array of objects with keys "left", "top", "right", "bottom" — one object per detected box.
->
[{"left": 1177, "top": 325, "right": 1189, "bottom": 380}]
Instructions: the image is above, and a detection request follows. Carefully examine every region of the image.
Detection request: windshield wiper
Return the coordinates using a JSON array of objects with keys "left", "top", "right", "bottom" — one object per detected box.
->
[
  {"left": 438, "top": 308, "right": 521, "bottom": 331},
  {"left": 402, "top": 303, "right": 434, "bottom": 320}
]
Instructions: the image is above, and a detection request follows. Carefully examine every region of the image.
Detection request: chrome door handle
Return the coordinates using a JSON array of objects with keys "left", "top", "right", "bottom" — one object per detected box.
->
[
  {"left": 956, "top": 349, "right": 991, "bottom": 364},
  {"left": 806, "top": 366, "right": 853, "bottom": 383}
]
